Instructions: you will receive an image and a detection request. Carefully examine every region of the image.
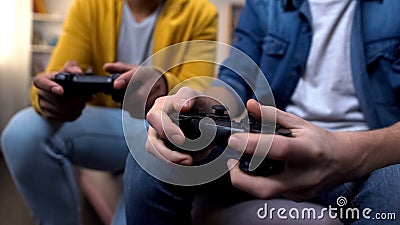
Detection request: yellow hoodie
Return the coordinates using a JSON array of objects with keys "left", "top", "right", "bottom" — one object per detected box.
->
[{"left": 31, "top": 0, "right": 218, "bottom": 114}]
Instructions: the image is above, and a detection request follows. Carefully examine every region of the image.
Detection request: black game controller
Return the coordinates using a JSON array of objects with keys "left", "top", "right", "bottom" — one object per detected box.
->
[
  {"left": 54, "top": 72, "right": 125, "bottom": 103},
  {"left": 167, "top": 105, "right": 292, "bottom": 176}
]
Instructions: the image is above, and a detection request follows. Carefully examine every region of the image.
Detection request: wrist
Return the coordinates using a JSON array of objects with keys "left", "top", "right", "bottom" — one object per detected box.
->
[
  {"left": 363, "top": 124, "right": 400, "bottom": 169},
  {"left": 329, "top": 131, "right": 370, "bottom": 181},
  {"left": 332, "top": 129, "right": 388, "bottom": 180}
]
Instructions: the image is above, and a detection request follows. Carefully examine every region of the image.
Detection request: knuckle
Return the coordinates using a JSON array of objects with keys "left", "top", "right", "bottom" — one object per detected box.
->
[
  {"left": 308, "top": 143, "right": 326, "bottom": 161},
  {"left": 146, "top": 110, "right": 159, "bottom": 124},
  {"left": 154, "top": 96, "right": 166, "bottom": 106},
  {"left": 179, "top": 87, "right": 195, "bottom": 97},
  {"left": 272, "top": 141, "right": 290, "bottom": 158},
  {"left": 145, "top": 112, "right": 153, "bottom": 122},
  {"left": 66, "top": 60, "right": 77, "bottom": 65},
  {"left": 179, "top": 86, "right": 191, "bottom": 93},
  {"left": 145, "top": 140, "right": 153, "bottom": 153},
  {"left": 32, "top": 77, "right": 42, "bottom": 87}
]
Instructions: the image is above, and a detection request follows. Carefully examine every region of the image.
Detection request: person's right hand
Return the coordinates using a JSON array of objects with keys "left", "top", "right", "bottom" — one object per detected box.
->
[
  {"left": 32, "top": 61, "right": 92, "bottom": 122},
  {"left": 145, "top": 86, "right": 211, "bottom": 165}
]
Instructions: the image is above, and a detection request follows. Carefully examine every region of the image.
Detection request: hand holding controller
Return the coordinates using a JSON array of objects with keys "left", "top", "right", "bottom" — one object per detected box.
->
[
  {"left": 166, "top": 105, "right": 292, "bottom": 176},
  {"left": 53, "top": 72, "right": 125, "bottom": 103}
]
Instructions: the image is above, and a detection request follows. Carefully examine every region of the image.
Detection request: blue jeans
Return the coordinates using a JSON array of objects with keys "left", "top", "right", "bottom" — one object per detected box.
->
[
  {"left": 1, "top": 106, "right": 146, "bottom": 225},
  {"left": 124, "top": 153, "right": 400, "bottom": 225},
  {"left": 124, "top": 153, "right": 256, "bottom": 225},
  {"left": 319, "top": 165, "right": 400, "bottom": 225}
]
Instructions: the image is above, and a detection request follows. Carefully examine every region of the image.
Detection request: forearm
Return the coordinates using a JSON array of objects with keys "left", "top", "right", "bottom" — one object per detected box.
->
[
  {"left": 335, "top": 122, "right": 400, "bottom": 179},
  {"left": 363, "top": 122, "right": 400, "bottom": 170}
]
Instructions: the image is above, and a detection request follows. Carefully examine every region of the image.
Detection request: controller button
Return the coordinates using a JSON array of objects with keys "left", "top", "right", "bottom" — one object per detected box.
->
[{"left": 212, "top": 105, "right": 227, "bottom": 116}]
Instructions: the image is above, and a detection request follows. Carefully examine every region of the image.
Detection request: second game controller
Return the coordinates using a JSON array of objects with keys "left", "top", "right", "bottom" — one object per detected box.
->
[
  {"left": 167, "top": 105, "right": 291, "bottom": 176},
  {"left": 54, "top": 72, "right": 125, "bottom": 103}
]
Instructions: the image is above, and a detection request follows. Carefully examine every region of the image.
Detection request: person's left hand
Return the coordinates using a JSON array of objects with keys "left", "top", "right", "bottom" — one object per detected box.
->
[
  {"left": 226, "top": 99, "right": 367, "bottom": 202},
  {"left": 104, "top": 62, "right": 167, "bottom": 118}
]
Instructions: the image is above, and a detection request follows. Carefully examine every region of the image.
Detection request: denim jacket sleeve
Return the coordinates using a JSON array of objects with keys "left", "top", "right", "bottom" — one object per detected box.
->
[
  {"left": 389, "top": 48, "right": 400, "bottom": 99},
  {"left": 357, "top": 0, "right": 400, "bottom": 128},
  {"left": 217, "top": 0, "right": 266, "bottom": 104}
]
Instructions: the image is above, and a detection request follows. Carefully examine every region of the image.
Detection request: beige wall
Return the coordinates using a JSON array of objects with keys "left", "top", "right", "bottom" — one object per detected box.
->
[
  {"left": 0, "top": 0, "right": 31, "bottom": 133},
  {"left": 210, "top": 0, "right": 245, "bottom": 62}
]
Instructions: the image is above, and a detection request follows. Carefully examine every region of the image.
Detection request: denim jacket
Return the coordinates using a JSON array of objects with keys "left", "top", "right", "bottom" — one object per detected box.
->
[{"left": 219, "top": 0, "right": 400, "bottom": 129}]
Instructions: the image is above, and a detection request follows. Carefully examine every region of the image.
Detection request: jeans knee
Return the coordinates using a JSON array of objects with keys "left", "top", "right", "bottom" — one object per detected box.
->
[
  {"left": 354, "top": 165, "right": 400, "bottom": 210},
  {"left": 368, "top": 164, "right": 400, "bottom": 189},
  {"left": 124, "top": 156, "right": 149, "bottom": 198},
  {"left": 124, "top": 155, "right": 168, "bottom": 202},
  {"left": 1, "top": 108, "right": 52, "bottom": 179}
]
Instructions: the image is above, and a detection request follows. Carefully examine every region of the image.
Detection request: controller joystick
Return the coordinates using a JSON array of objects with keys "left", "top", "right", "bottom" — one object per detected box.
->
[{"left": 212, "top": 105, "right": 227, "bottom": 116}]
